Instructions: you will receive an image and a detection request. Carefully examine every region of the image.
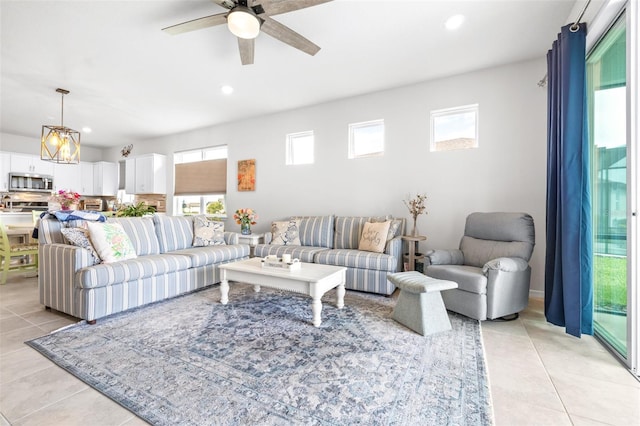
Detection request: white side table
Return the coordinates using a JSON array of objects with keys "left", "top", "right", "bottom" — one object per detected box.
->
[{"left": 237, "top": 233, "right": 264, "bottom": 257}]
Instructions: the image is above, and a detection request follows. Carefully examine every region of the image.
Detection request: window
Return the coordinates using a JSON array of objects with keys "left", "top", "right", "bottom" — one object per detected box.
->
[
  {"left": 348, "top": 119, "right": 384, "bottom": 159},
  {"left": 286, "top": 131, "right": 314, "bottom": 165},
  {"left": 587, "top": 14, "right": 628, "bottom": 358},
  {"left": 430, "top": 104, "right": 479, "bottom": 152},
  {"left": 175, "top": 146, "right": 227, "bottom": 163},
  {"left": 177, "top": 195, "right": 226, "bottom": 216},
  {"left": 174, "top": 146, "right": 227, "bottom": 217},
  {"left": 116, "top": 161, "right": 135, "bottom": 205}
]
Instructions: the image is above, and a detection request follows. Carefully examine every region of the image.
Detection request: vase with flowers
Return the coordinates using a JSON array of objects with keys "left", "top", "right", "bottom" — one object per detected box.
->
[
  {"left": 403, "top": 193, "right": 428, "bottom": 237},
  {"left": 51, "top": 189, "right": 81, "bottom": 211},
  {"left": 233, "top": 208, "right": 258, "bottom": 235}
]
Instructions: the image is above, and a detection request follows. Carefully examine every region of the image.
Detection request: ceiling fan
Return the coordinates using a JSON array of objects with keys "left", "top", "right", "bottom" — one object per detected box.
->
[{"left": 162, "top": 0, "right": 332, "bottom": 65}]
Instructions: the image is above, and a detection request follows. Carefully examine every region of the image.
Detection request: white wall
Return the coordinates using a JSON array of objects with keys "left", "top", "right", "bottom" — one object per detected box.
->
[
  {"left": 0, "top": 132, "right": 105, "bottom": 162},
  {"left": 107, "top": 57, "right": 548, "bottom": 294}
]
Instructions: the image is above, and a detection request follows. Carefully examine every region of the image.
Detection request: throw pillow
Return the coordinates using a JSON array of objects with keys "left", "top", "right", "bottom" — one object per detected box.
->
[
  {"left": 271, "top": 219, "right": 301, "bottom": 246},
  {"left": 87, "top": 222, "right": 137, "bottom": 263},
  {"left": 193, "top": 215, "right": 226, "bottom": 247},
  {"left": 60, "top": 227, "right": 101, "bottom": 265},
  {"left": 358, "top": 220, "right": 391, "bottom": 253},
  {"left": 369, "top": 217, "right": 402, "bottom": 241}
]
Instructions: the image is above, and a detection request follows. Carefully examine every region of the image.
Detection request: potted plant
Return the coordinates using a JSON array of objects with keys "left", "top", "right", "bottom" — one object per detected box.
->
[{"left": 116, "top": 202, "right": 156, "bottom": 217}]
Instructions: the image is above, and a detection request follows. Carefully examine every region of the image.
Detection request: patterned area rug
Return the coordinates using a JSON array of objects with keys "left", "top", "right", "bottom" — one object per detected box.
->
[{"left": 27, "top": 284, "right": 493, "bottom": 425}]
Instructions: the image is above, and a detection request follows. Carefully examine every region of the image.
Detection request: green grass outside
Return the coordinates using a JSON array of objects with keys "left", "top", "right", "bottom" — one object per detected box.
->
[{"left": 594, "top": 254, "right": 627, "bottom": 312}]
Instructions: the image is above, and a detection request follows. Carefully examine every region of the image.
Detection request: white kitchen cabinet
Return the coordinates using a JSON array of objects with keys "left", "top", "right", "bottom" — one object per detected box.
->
[
  {"left": 79, "top": 162, "right": 95, "bottom": 195},
  {"left": 93, "top": 161, "right": 118, "bottom": 196},
  {"left": 53, "top": 162, "right": 80, "bottom": 192},
  {"left": 126, "top": 154, "right": 166, "bottom": 194},
  {"left": 10, "top": 153, "right": 54, "bottom": 176},
  {"left": 0, "top": 152, "right": 10, "bottom": 191}
]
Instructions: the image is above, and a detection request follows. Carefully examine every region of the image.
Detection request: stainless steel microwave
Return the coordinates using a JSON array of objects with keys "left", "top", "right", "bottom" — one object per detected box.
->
[{"left": 8, "top": 173, "right": 54, "bottom": 193}]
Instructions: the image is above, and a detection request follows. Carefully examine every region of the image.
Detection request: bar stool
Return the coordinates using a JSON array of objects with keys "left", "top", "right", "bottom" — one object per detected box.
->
[{"left": 0, "top": 218, "right": 39, "bottom": 284}]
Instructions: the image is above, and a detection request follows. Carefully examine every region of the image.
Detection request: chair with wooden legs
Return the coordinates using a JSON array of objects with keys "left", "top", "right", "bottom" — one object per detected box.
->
[{"left": 0, "top": 218, "right": 39, "bottom": 284}]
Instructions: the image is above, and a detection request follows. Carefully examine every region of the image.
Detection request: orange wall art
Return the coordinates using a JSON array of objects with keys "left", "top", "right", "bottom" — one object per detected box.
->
[{"left": 237, "top": 159, "right": 256, "bottom": 191}]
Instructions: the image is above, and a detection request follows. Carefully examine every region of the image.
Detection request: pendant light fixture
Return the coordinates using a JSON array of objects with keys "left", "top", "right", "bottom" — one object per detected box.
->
[{"left": 41, "top": 88, "right": 81, "bottom": 164}]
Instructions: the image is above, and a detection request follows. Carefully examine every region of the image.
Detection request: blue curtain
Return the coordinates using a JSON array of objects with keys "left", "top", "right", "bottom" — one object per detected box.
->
[{"left": 544, "top": 23, "right": 593, "bottom": 338}]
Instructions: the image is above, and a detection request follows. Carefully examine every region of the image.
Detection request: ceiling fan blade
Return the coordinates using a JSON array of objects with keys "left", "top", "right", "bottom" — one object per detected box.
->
[
  {"left": 162, "top": 13, "right": 228, "bottom": 35},
  {"left": 238, "top": 38, "right": 255, "bottom": 65},
  {"left": 260, "top": 16, "right": 320, "bottom": 56},
  {"left": 260, "top": 0, "right": 332, "bottom": 16}
]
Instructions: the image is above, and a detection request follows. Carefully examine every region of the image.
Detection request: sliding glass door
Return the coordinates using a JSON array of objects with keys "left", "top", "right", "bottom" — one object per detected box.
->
[{"left": 587, "top": 15, "right": 629, "bottom": 357}]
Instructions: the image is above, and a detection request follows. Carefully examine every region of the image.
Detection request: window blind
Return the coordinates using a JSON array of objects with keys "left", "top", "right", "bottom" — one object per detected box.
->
[{"left": 174, "top": 159, "right": 227, "bottom": 195}]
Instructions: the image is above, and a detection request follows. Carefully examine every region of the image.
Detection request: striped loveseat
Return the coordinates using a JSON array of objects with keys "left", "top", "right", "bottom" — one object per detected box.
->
[
  {"left": 38, "top": 215, "right": 249, "bottom": 323},
  {"left": 254, "top": 215, "right": 405, "bottom": 295}
]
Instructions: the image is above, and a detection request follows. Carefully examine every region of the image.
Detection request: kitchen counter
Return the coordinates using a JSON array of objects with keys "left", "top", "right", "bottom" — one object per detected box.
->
[{"left": 0, "top": 211, "right": 37, "bottom": 226}]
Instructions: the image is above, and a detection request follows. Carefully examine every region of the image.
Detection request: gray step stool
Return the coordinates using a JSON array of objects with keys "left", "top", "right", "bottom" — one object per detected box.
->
[{"left": 388, "top": 271, "right": 458, "bottom": 336}]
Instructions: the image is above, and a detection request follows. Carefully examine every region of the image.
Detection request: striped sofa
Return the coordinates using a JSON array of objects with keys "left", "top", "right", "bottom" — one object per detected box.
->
[
  {"left": 254, "top": 215, "right": 405, "bottom": 295},
  {"left": 38, "top": 215, "right": 249, "bottom": 323}
]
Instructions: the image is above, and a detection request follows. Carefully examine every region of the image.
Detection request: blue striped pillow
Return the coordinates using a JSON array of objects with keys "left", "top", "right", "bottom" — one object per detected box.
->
[
  {"left": 334, "top": 216, "right": 369, "bottom": 249},
  {"left": 153, "top": 215, "right": 194, "bottom": 253},
  {"left": 38, "top": 218, "right": 66, "bottom": 244},
  {"left": 108, "top": 217, "right": 161, "bottom": 255},
  {"left": 293, "top": 215, "right": 334, "bottom": 248}
]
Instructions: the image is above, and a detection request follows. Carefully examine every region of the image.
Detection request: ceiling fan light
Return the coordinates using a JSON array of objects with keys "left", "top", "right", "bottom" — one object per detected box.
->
[{"left": 227, "top": 6, "right": 260, "bottom": 39}]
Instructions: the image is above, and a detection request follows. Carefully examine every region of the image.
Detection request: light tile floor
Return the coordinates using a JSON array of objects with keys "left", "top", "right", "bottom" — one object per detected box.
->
[{"left": 1, "top": 273, "right": 638, "bottom": 425}]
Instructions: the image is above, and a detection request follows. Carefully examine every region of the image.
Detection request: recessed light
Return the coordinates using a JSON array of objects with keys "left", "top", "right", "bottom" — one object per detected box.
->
[
  {"left": 82, "top": 127, "right": 92, "bottom": 133},
  {"left": 445, "top": 14, "right": 465, "bottom": 31},
  {"left": 221, "top": 85, "right": 234, "bottom": 95}
]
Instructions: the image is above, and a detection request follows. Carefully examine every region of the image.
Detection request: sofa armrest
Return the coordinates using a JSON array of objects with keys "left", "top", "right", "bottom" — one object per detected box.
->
[
  {"left": 39, "top": 243, "right": 94, "bottom": 313},
  {"left": 224, "top": 232, "right": 239, "bottom": 245},
  {"left": 482, "top": 257, "right": 529, "bottom": 274},
  {"left": 41, "top": 243, "right": 94, "bottom": 274},
  {"left": 385, "top": 236, "right": 403, "bottom": 271},
  {"left": 486, "top": 266, "right": 531, "bottom": 319},
  {"left": 425, "top": 249, "right": 464, "bottom": 265}
]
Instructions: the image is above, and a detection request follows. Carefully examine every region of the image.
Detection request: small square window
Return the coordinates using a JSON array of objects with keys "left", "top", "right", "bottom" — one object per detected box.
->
[
  {"left": 349, "top": 119, "right": 384, "bottom": 159},
  {"left": 430, "top": 104, "right": 479, "bottom": 152},
  {"left": 286, "top": 131, "right": 314, "bottom": 165}
]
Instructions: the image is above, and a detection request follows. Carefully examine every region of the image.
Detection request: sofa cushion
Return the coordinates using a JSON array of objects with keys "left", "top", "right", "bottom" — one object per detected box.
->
[
  {"left": 460, "top": 236, "right": 533, "bottom": 268},
  {"left": 171, "top": 245, "right": 249, "bottom": 267},
  {"left": 465, "top": 212, "right": 535, "bottom": 244},
  {"left": 254, "top": 244, "right": 329, "bottom": 263},
  {"left": 314, "top": 249, "right": 398, "bottom": 272},
  {"left": 38, "top": 218, "right": 66, "bottom": 244},
  {"left": 76, "top": 253, "right": 192, "bottom": 289},
  {"left": 108, "top": 217, "right": 161, "bottom": 256},
  {"left": 87, "top": 222, "right": 137, "bottom": 263},
  {"left": 292, "top": 215, "right": 334, "bottom": 248},
  {"left": 271, "top": 219, "right": 301, "bottom": 245},
  {"left": 358, "top": 221, "right": 391, "bottom": 253},
  {"left": 192, "top": 215, "right": 226, "bottom": 247},
  {"left": 153, "top": 215, "right": 194, "bottom": 253},
  {"left": 425, "top": 265, "right": 487, "bottom": 295},
  {"left": 334, "top": 216, "right": 370, "bottom": 249}
]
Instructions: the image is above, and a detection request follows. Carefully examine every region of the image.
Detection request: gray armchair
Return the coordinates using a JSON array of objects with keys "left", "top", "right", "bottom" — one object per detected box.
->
[{"left": 424, "top": 212, "right": 535, "bottom": 321}]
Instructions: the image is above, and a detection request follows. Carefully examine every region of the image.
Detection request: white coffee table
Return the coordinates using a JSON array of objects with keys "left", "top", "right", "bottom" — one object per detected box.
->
[{"left": 218, "top": 258, "right": 347, "bottom": 327}]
